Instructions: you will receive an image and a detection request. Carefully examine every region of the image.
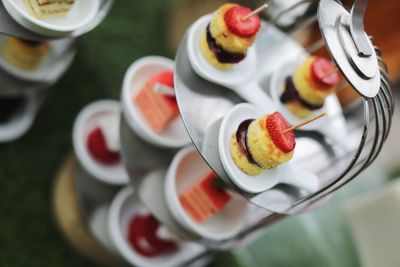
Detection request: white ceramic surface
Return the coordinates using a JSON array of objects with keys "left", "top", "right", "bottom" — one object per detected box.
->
[
  {"left": 187, "top": 15, "right": 276, "bottom": 112},
  {"left": 89, "top": 205, "right": 119, "bottom": 254},
  {"left": 0, "top": 93, "right": 38, "bottom": 143},
  {"left": 165, "top": 145, "right": 248, "bottom": 241},
  {"left": 72, "top": 100, "right": 129, "bottom": 185},
  {"left": 2, "top": 0, "right": 99, "bottom": 37},
  {"left": 219, "top": 103, "right": 319, "bottom": 193},
  {"left": 219, "top": 103, "right": 285, "bottom": 193},
  {"left": 109, "top": 186, "right": 206, "bottom": 267},
  {"left": 269, "top": 61, "right": 335, "bottom": 131},
  {"left": 121, "top": 56, "right": 190, "bottom": 148}
]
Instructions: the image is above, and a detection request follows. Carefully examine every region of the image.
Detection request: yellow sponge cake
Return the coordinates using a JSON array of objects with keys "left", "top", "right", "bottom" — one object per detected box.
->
[
  {"left": 200, "top": 3, "right": 261, "bottom": 69},
  {"left": 230, "top": 113, "right": 295, "bottom": 176}
]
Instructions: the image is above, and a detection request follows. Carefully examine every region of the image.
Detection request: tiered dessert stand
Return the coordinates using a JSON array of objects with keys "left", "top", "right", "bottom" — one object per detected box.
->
[
  {"left": 0, "top": 0, "right": 113, "bottom": 142},
  {"left": 63, "top": 0, "right": 394, "bottom": 266}
]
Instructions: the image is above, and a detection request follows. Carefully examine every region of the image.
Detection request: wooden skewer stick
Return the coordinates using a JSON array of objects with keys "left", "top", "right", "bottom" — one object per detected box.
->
[
  {"left": 321, "top": 65, "right": 340, "bottom": 79},
  {"left": 242, "top": 3, "right": 268, "bottom": 21},
  {"left": 153, "top": 83, "right": 175, "bottom": 96},
  {"left": 284, "top": 112, "right": 326, "bottom": 133}
]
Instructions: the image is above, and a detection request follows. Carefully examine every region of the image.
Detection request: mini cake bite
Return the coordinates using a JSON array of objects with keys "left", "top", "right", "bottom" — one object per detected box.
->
[
  {"left": 134, "top": 70, "right": 179, "bottom": 134},
  {"left": 200, "top": 3, "right": 261, "bottom": 70},
  {"left": 179, "top": 171, "right": 231, "bottom": 223},
  {"left": 230, "top": 112, "right": 295, "bottom": 176},
  {"left": 24, "top": 0, "right": 75, "bottom": 19},
  {"left": 127, "top": 213, "right": 178, "bottom": 257},
  {"left": 280, "top": 56, "right": 341, "bottom": 117},
  {"left": 2, "top": 37, "right": 50, "bottom": 71}
]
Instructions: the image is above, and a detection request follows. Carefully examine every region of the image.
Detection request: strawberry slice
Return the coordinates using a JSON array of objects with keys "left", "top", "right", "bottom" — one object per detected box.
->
[
  {"left": 87, "top": 127, "right": 120, "bottom": 165},
  {"left": 142, "top": 215, "right": 177, "bottom": 253},
  {"left": 127, "top": 214, "right": 177, "bottom": 257},
  {"left": 311, "top": 57, "right": 341, "bottom": 87},
  {"left": 127, "top": 215, "right": 159, "bottom": 257},
  {"left": 151, "top": 70, "right": 179, "bottom": 113},
  {"left": 224, "top": 6, "right": 261, "bottom": 37},
  {"left": 265, "top": 112, "right": 296, "bottom": 153}
]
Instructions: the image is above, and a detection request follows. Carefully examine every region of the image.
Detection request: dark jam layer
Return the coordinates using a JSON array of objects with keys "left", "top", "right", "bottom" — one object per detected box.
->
[
  {"left": 0, "top": 97, "right": 24, "bottom": 123},
  {"left": 206, "top": 24, "right": 245, "bottom": 64},
  {"left": 235, "top": 119, "right": 261, "bottom": 167},
  {"left": 280, "top": 77, "right": 323, "bottom": 111}
]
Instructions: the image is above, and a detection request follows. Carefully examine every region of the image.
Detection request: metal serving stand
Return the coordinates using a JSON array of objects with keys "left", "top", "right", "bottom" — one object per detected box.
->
[{"left": 68, "top": 0, "right": 394, "bottom": 266}]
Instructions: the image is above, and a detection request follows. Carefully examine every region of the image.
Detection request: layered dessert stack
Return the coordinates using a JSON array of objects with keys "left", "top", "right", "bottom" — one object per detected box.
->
[
  {"left": 179, "top": 171, "right": 232, "bottom": 222},
  {"left": 280, "top": 56, "right": 341, "bottom": 117},
  {"left": 201, "top": 3, "right": 261, "bottom": 69},
  {"left": 24, "top": 0, "right": 75, "bottom": 19},
  {"left": 134, "top": 70, "right": 179, "bottom": 133},
  {"left": 230, "top": 112, "right": 296, "bottom": 175}
]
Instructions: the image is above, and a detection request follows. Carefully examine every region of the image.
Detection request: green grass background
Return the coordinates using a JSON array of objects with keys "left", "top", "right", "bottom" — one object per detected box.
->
[
  {"left": 0, "top": 1, "right": 389, "bottom": 266},
  {"left": 0, "top": 1, "right": 174, "bottom": 266}
]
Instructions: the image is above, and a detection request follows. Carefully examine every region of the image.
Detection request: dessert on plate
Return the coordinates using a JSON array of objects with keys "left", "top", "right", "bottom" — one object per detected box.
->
[
  {"left": 86, "top": 113, "right": 121, "bottom": 166},
  {"left": 200, "top": 3, "right": 261, "bottom": 70},
  {"left": 127, "top": 213, "right": 178, "bottom": 257},
  {"left": 179, "top": 171, "right": 232, "bottom": 223},
  {"left": 134, "top": 70, "right": 179, "bottom": 133},
  {"left": 280, "top": 56, "right": 341, "bottom": 118},
  {"left": 2, "top": 37, "right": 50, "bottom": 71},
  {"left": 230, "top": 112, "right": 295, "bottom": 176},
  {"left": 24, "top": 0, "right": 75, "bottom": 19}
]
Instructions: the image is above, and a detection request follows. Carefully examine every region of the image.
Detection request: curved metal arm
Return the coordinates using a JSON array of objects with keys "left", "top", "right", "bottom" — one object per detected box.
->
[{"left": 350, "top": 0, "right": 373, "bottom": 57}]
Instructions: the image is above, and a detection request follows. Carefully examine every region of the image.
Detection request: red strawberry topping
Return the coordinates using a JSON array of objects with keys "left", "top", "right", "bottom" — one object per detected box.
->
[
  {"left": 266, "top": 112, "right": 296, "bottom": 153},
  {"left": 224, "top": 6, "right": 261, "bottom": 37},
  {"left": 87, "top": 127, "right": 120, "bottom": 165},
  {"left": 127, "top": 214, "right": 178, "bottom": 257},
  {"left": 152, "top": 70, "right": 179, "bottom": 113},
  {"left": 311, "top": 57, "right": 341, "bottom": 87}
]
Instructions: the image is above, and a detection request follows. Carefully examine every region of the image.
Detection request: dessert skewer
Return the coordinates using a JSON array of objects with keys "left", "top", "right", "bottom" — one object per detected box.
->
[
  {"left": 279, "top": 56, "right": 342, "bottom": 118},
  {"left": 242, "top": 3, "right": 268, "bottom": 21},
  {"left": 200, "top": 3, "right": 263, "bottom": 70},
  {"left": 230, "top": 110, "right": 325, "bottom": 177},
  {"left": 284, "top": 112, "right": 326, "bottom": 133}
]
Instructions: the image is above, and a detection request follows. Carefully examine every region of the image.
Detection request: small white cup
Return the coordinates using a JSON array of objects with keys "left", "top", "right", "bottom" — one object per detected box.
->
[
  {"left": 108, "top": 186, "right": 206, "bottom": 267},
  {"left": 121, "top": 56, "right": 191, "bottom": 148},
  {"left": 165, "top": 145, "right": 248, "bottom": 241},
  {"left": 72, "top": 100, "right": 129, "bottom": 185}
]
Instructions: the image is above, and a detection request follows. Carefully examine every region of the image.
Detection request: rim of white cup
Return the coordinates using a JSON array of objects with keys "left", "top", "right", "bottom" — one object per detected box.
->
[
  {"left": 165, "top": 145, "right": 248, "bottom": 241},
  {"left": 3, "top": 0, "right": 99, "bottom": 34},
  {"left": 72, "top": 100, "right": 129, "bottom": 185},
  {"left": 121, "top": 56, "right": 190, "bottom": 148}
]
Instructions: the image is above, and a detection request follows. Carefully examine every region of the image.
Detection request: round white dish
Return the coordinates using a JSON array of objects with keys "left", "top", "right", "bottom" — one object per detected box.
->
[
  {"left": 2, "top": 0, "right": 99, "bottom": 37},
  {"left": 186, "top": 14, "right": 277, "bottom": 112},
  {"left": 72, "top": 100, "right": 129, "bottom": 185},
  {"left": 219, "top": 103, "right": 319, "bottom": 193},
  {"left": 218, "top": 103, "right": 285, "bottom": 193},
  {"left": 121, "top": 56, "right": 190, "bottom": 148},
  {"left": 109, "top": 186, "right": 206, "bottom": 267},
  {"left": 165, "top": 145, "right": 248, "bottom": 241}
]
